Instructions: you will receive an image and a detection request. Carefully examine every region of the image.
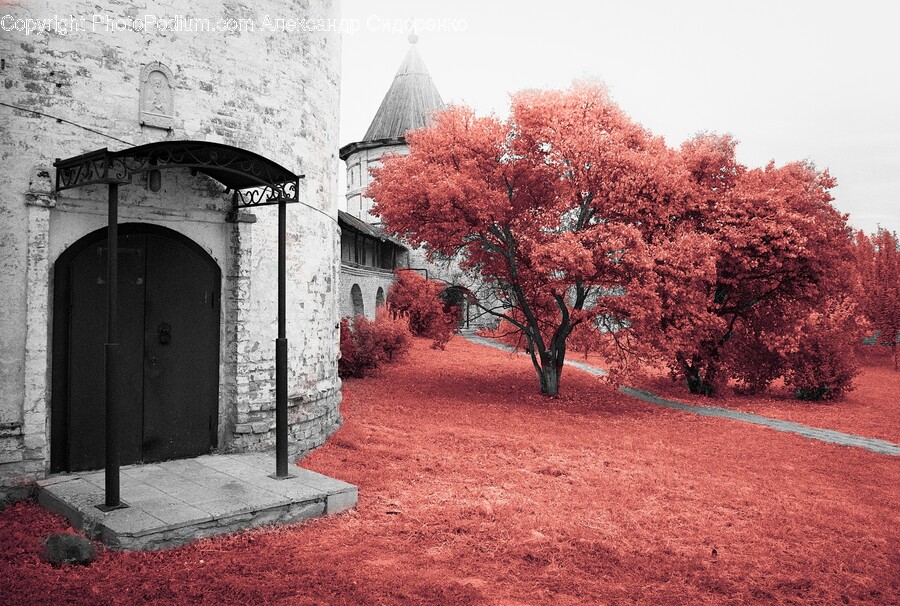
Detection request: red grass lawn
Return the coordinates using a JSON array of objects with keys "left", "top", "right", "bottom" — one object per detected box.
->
[
  {"left": 2, "top": 337, "right": 898, "bottom": 605},
  {"left": 628, "top": 349, "right": 900, "bottom": 444}
]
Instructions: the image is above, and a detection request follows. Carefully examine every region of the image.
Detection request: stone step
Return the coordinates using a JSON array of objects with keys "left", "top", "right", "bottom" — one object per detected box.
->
[{"left": 36, "top": 452, "right": 357, "bottom": 550}]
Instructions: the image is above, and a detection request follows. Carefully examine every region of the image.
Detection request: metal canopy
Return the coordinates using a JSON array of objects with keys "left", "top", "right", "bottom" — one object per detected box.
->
[
  {"left": 54, "top": 140, "right": 302, "bottom": 208},
  {"left": 54, "top": 140, "right": 299, "bottom": 509}
]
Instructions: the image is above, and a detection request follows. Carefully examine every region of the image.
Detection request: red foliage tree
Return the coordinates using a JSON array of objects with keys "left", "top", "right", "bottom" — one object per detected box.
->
[
  {"left": 387, "top": 270, "right": 459, "bottom": 349},
  {"left": 369, "top": 84, "right": 699, "bottom": 396},
  {"left": 653, "top": 133, "right": 857, "bottom": 396},
  {"left": 854, "top": 229, "right": 900, "bottom": 368}
]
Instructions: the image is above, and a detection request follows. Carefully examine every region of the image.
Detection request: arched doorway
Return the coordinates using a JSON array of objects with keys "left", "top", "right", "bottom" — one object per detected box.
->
[
  {"left": 375, "top": 287, "right": 385, "bottom": 309},
  {"left": 51, "top": 224, "right": 221, "bottom": 472},
  {"left": 440, "top": 286, "right": 471, "bottom": 329},
  {"left": 350, "top": 284, "right": 364, "bottom": 318}
]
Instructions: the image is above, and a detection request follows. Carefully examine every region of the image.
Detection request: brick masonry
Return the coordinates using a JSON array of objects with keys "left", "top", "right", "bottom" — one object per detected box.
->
[
  {"left": 338, "top": 145, "right": 405, "bottom": 322},
  {"left": 0, "top": 0, "right": 343, "bottom": 503},
  {"left": 339, "top": 263, "right": 395, "bottom": 320},
  {"left": 340, "top": 141, "right": 501, "bottom": 328}
]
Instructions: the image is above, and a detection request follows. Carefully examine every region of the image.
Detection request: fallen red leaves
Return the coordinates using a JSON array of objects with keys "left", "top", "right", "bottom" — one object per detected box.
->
[{"left": 2, "top": 338, "right": 897, "bottom": 605}]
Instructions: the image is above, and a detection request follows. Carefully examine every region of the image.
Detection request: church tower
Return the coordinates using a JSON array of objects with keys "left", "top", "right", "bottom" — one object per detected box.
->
[{"left": 339, "top": 35, "right": 444, "bottom": 224}]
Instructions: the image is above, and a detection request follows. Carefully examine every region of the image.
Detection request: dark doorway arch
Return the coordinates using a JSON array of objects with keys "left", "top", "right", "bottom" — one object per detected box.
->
[
  {"left": 51, "top": 223, "right": 221, "bottom": 472},
  {"left": 375, "top": 287, "right": 385, "bottom": 309},
  {"left": 440, "top": 286, "right": 472, "bottom": 329},
  {"left": 350, "top": 284, "right": 365, "bottom": 318}
]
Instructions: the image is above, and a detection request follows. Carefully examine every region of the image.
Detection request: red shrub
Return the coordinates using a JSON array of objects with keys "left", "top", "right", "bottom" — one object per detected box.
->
[
  {"left": 338, "top": 309, "right": 411, "bottom": 378},
  {"left": 388, "top": 270, "right": 459, "bottom": 349},
  {"left": 778, "top": 297, "right": 866, "bottom": 400}
]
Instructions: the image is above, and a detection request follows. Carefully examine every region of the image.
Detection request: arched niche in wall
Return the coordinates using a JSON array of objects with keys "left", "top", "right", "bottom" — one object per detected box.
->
[{"left": 351, "top": 284, "right": 364, "bottom": 318}]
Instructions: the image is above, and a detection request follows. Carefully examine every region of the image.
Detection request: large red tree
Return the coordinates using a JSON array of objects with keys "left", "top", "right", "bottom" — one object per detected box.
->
[
  {"left": 368, "top": 84, "right": 698, "bottom": 396},
  {"left": 655, "top": 133, "right": 856, "bottom": 395}
]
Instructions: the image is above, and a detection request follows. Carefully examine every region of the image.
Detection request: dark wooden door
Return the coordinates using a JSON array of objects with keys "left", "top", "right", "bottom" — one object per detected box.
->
[
  {"left": 141, "top": 234, "right": 219, "bottom": 462},
  {"left": 64, "top": 228, "right": 219, "bottom": 471}
]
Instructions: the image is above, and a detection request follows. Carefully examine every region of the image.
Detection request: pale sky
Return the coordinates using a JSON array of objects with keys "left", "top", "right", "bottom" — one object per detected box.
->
[{"left": 339, "top": 0, "right": 900, "bottom": 235}]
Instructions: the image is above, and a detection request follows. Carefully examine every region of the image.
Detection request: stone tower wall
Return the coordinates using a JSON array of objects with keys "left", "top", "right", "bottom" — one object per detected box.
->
[
  {"left": 0, "top": 0, "right": 343, "bottom": 501},
  {"left": 342, "top": 144, "right": 408, "bottom": 225}
]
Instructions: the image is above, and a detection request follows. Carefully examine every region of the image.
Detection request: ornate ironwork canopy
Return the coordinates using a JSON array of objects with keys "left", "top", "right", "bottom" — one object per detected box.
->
[
  {"left": 52, "top": 140, "right": 305, "bottom": 507},
  {"left": 54, "top": 140, "right": 303, "bottom": 208}
]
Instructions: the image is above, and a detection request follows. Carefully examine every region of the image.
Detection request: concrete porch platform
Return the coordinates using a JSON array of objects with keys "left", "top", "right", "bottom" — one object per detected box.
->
[{"left": 35, "top": 452, "right": 357, "bottom": 550}]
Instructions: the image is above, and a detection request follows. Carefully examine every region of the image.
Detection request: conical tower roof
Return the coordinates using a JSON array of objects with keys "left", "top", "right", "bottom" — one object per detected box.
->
[{"left": 362, "top": 40, "right": 444, "bottom": 143}]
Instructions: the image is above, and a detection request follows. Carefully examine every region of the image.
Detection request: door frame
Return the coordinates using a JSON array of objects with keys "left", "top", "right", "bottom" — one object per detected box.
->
[{"left": 50, "top": 222, "right": 221, "bottom": 473}]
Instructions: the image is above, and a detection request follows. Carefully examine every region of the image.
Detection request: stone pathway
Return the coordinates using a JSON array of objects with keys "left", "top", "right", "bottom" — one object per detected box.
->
[{"left": 465, "top": 335, "right": 900, "bottom": 456}]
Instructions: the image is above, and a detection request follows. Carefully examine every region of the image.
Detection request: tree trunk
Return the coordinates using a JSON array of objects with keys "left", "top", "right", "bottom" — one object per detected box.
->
[
  {"left": 680, "top": 357, "right": 716, "bottom": 396},
  {"left": 686, "top": 376, "right": 715, "bottom": 396},
  {"left": 523, "top": 330, "right": 567, "bottom": 397},
  {"left": 538, "top": 362, "right": 562, "bottom": 397}
]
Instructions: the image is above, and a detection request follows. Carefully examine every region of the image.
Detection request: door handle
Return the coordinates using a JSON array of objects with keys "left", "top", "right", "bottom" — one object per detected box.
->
[{"left": 158, "top": 322, "right": 171, "bottom": 345}]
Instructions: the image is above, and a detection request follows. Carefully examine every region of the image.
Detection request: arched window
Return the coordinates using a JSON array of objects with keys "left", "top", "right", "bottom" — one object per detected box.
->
[
  {"left": 350, "top": 284, "right": 364, "bottom": 318},
  {"left": 375, "top": 287, "right": 385, "bottom": 309}
]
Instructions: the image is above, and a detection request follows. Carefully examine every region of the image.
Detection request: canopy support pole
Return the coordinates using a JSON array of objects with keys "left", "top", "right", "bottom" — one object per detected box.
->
[
  {"left": 274, "top": 200, "right": 290, "bottom": 478},
  {"left": 99, "top": 183, "right": 125, "bottom": 511}
]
